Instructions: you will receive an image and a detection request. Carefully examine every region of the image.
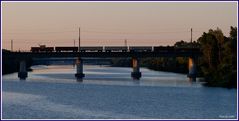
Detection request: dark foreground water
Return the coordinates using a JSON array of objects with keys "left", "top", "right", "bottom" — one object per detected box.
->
[{"left": 2, "top": 65, "right": 237, "bottom": 119}]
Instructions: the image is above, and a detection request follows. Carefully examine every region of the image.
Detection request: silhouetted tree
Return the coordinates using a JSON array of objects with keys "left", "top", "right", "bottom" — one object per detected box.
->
[{"left": 197, "top": 27, "right": 237, "bottom": 88}]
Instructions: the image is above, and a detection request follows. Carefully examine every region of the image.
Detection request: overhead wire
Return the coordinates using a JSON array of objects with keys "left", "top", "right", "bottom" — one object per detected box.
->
[
  {"left": 3, "top": 28, "right": 203, "bottom": 49},
  {"left": 4, "top": 29, "right": 202, "bottom": 35}
]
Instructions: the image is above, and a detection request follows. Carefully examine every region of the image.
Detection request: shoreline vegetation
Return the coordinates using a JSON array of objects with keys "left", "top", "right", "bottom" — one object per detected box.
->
[
  {"left": 2, "top": 27, "right": 237, "bottom": 88},
  {"left": 111, "top": 27, "right": 237, "bottom": 88}
]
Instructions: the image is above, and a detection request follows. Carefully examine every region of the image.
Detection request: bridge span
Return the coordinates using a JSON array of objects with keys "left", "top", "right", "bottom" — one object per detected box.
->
[
  {"left": 8, "top": 51, "right": 201, "bottom": 81},
  {"left": 8, "top": 51, "right": 201, "bottom": 58}
]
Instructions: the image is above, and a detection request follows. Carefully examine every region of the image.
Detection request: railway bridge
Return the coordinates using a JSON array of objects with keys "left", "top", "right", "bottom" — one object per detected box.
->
[{"left": 7, "top": 50, "right": 201, "bottom": 81}]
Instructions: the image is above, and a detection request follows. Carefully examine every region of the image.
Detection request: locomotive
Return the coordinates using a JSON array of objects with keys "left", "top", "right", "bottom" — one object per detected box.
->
[{"left": 31, "top": 45, "right": 54, "bottom": 52}]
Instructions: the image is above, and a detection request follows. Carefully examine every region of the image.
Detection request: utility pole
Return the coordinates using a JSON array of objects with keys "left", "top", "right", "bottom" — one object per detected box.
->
[
  {"left": 124, "top": 39, "right": 127, "bottom": 47},
  {"left": 11, "top": 39, "right": 13, "bottom": 51},
  {"left": 191, "top": 28, "right": 192, "bottom": 43},
  {"left": 79, "top": 27, "right": 81, "bottom": 52}
]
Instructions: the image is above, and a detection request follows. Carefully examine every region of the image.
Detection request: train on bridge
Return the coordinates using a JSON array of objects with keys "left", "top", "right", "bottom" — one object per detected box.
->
[{"left": 31, "top": 45, "right": 200, "bottom": 53}]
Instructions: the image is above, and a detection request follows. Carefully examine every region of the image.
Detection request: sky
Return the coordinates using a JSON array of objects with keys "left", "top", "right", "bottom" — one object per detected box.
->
[{"left": 1, "top": 2, "right": 237, "bottom": 51}]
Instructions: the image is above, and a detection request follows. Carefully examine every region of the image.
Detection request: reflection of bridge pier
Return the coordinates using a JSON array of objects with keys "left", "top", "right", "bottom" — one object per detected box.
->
[
  {"left": 75, "top": 57, "right": 85, "bottom": 81},
  {"left": 131, "top": 57, "right": 141, "bottom": 80},
  {"left": 188, "top": 56, "right": 197, "bottom": 81},
  {"left": 12, "top": 50, "right": 201, "bottom": 81},
  {"left": 18, "top": 60, "right": 28, "bottom": 80}
]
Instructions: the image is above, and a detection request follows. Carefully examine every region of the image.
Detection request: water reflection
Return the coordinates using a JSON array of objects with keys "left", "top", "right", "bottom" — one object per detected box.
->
[
  {"left": 132, "top": 80, "right": 140, "bottom": 85},
  {"left": 76, "top": 78, "right": 83, "bottom": 82},
  {"left": 19, "top": 79, "right": 26, "bottom": 82},
  {"left": 3, "top": 65, "right": 203, "bottom": 87},
  {"left": 2, "top": 65, "right": 237, "bottom": 119}
]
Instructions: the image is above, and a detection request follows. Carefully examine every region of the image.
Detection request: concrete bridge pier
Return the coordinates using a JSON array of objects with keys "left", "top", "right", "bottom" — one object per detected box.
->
[
  {"left": 18, "top": 60, "right": 28, "bottom": 80},
  {"left": 75, "top": 57, "right": 85, "bottom": 81},
  {"left": 131, "top": 57, "right": 141, "bottom": 80},
  {"left": 188, "top": 57, "right": 197, "bottom": 81}
]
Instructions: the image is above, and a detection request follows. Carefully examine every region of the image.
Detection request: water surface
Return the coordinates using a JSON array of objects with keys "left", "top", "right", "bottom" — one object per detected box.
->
[{"left": 2, "top": 65, "right": 237, "bottom": 119}]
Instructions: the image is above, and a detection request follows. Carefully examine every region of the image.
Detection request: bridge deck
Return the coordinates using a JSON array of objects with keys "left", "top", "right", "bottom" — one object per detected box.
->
[{"left": 7, "top": 51, "right": 202, "bottom": 59}]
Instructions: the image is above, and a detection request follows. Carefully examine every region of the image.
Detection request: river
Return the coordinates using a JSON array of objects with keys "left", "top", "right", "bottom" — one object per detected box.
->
[{"left": 2, "top": 65, "right": 237, "bottom": 119}]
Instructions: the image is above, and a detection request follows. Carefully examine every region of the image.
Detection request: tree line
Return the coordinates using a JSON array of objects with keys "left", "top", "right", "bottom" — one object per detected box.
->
[
  {"left": 111, "top": 27, "right": 237, "bottom": 88},
  {"left": 197, "top": 26, "right": 237, "bottom": 88}
]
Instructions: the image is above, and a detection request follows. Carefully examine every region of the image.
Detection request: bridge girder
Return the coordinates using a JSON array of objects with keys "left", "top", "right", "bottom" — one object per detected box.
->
[{"left": 9, "top": 52, "right": 202, "bottom": 59}]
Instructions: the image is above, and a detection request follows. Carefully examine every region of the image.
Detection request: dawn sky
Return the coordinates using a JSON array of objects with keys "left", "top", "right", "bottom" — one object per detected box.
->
[{"left": 2, "top": 2, "right": 237, "bottom": 51}]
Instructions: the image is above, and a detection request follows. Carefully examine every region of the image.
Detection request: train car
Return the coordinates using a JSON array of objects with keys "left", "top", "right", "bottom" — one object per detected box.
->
[
  {"left": 31, "top": 47, "right": 40, "bottom": 52},
  {"left": 129, "top": 46, "right": 152, "bottom": 52},
  {"left": 105, "top": 46, "right": 128, "bottom": 52},
  {"left": 153, "top": 46, "right": 174, "bottom": 52},
  {"left": 31, "top": 47, "right": 54, "bottom": 52},
  {"left": 55, "top": 47, "right": 78, "bottom": 52},
  {"left": 80, "top": 46, "right": 103, "bottom": 52},
  {"left": 45, "top": 47, "right": 54, "bottom": 52},
  {"left": 175, "top": 47, "right": 200, "bottom": 53}
]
